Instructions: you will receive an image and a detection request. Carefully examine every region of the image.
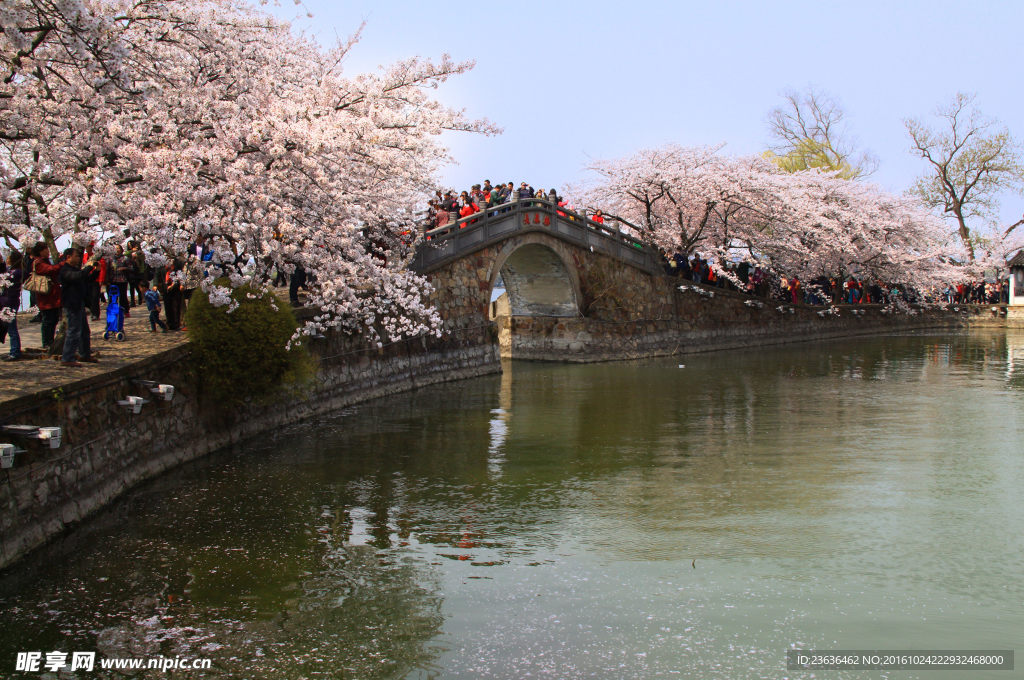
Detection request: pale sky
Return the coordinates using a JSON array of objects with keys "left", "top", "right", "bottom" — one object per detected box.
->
[{"left": 274, "top": 0, "right": 1024, "bottom": 230}]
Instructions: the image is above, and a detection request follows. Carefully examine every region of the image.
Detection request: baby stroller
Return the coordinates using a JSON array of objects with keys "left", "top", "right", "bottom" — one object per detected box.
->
[{"left": 103, "top": 284, "right": 126, "bottom": 341}]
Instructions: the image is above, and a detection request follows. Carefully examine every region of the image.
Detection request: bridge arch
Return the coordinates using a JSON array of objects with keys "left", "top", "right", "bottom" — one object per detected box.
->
[{"left": 489, "top": 233, "right": 582, "bottom": 317}]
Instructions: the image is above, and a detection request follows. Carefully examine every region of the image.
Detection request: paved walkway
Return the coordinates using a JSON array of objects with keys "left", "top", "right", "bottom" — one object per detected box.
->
[{"left": 0, "top": 309, "right": 188, "bottom": 402}]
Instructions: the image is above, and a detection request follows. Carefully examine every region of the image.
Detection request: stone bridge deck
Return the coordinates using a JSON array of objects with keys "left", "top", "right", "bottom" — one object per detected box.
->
[{"left": 412, "top": 197, "right": 662, "bottom": 275}]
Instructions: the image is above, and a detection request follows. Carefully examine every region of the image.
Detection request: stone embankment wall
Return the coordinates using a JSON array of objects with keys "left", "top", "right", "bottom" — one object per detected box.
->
[
  {"left": 500, "top": 251, "right": 1013, "bottom": 361},
  {"left": 502, "top": 302, "right": 1006, "bottom": 362}
]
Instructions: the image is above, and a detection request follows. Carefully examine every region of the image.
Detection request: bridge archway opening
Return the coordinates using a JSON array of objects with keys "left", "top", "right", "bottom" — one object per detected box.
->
[{"left": 492, "top": 243, "right": 580, "bottom": 317}]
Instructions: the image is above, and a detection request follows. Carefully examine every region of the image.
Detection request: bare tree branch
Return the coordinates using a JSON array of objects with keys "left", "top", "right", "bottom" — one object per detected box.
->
[
  {"left": 765, "top": 85, "right": 879, "bottom": 179},
  {"left": 905, "top": 92, "right": 1024, "bottom": 261}
]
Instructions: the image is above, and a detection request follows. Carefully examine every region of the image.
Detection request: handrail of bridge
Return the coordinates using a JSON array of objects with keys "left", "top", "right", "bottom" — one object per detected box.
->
[
  {"left": 424, "top": 198, "right": 641, "bottom": 244},
  {"left": 412, "top": 198, "right": 662, "bottom": 275}
]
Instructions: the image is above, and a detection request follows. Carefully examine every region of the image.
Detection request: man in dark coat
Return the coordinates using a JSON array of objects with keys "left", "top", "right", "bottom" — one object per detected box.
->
[
  {"left": 289, "top": 262, "right": 308, "bottom": 307},
  {"left": 737, "top": 261, "right": 750, "bottom": 286},
  {"left": 59, "top": 248, "right": 100, "bottom": 367}
]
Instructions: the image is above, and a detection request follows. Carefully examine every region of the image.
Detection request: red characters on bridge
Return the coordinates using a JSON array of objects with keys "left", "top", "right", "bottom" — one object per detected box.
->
[{"left": 519, "top": 213, "right": 551, "bottom": 227}]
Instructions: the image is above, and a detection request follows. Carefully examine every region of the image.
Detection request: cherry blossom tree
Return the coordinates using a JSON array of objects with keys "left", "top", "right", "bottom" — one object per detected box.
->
[
  {"left": 766, "top": 172, "right": 962, "bottom": 290},
  {"left": 566, "top": 144, "right": 733, "bottom": 256},
  {"left": 1, "top": 0, "right": 498, "bottom": 344},
  {"left": 567, "top": 143, "right": 962, "bottom": 296}
]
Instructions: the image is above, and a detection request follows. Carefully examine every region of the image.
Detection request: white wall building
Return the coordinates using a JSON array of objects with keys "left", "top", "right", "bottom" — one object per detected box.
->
[{"left": 1010, "top": 251, "right": 1024, "bottom": 306}]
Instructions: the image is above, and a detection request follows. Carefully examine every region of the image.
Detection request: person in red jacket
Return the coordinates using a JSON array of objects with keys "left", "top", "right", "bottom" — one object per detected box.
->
[
  {"left": 97, "top": 252, "right": 108, "bottom": 289},
  {"left": 458, "top": 191, "right": 479, "bottom": 226},
  {"left": 29, "top": 241, "right": 63, "bottom": 348},
  {"left": 95, "top": 251, "right": 109, "bottom": 315}
]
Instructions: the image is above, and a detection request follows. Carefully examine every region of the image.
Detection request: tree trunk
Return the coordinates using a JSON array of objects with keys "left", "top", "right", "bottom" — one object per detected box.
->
[
  {"left": 955, "top": 211, "right": 975, "bottom": 261},
  {"left": 42, "top": 227, "right": 58, "bottom": 263},
  {"left": 49, "top": 319, "right": 67, "bottom": 358}
]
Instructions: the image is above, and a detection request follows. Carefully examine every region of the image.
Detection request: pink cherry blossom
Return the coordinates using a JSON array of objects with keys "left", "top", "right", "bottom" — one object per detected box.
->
[
  {"left": 566, "top": 143, "right": 969, "bottom": 296},
  {"left": 2, "top": 0, "right": 498, "bottom": 344}
]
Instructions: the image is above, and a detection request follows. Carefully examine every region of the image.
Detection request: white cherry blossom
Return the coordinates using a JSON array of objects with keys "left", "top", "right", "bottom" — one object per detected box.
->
[{"left": 2, "top": 0, "right": 498, "bottom": 343}]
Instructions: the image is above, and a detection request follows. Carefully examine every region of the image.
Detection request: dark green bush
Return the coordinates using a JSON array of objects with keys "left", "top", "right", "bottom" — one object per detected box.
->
[{"left": 186, "top": 283, "right": 313, "bottom": 408}]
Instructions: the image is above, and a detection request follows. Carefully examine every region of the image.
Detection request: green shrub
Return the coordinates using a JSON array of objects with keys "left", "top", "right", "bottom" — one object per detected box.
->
[{"left": 186, "top": 283, "right": 313, "bottom": 408}]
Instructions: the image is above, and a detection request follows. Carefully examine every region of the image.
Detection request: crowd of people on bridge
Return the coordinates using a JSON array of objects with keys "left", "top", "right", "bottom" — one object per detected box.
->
[{"left": 425, "top": 181, "right": 572, "bottom": 231}]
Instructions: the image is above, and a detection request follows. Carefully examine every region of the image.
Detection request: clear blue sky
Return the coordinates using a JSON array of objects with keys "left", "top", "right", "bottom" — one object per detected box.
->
[{"left": 274, "top": 0, "right": 1024, "bottom": 229}]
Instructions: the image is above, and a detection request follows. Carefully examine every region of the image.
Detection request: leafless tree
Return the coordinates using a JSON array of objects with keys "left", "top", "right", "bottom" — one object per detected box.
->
[
  {"left": 905, "top": 92, "right": 1024, "bottom": 260},
  {"left": 766, "top": 85, "right": 879, "bottom": 180}
]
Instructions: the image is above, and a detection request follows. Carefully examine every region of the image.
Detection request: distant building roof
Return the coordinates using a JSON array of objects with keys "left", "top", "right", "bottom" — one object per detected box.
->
[{"left": 1010, "top": 250, "right": 1024, "bottom": 268}]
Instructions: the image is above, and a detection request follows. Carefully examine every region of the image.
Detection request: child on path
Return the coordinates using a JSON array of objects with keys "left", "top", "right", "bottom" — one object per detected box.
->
[{"left": 141, "top": 280, "right": 167, "bottom": 332}]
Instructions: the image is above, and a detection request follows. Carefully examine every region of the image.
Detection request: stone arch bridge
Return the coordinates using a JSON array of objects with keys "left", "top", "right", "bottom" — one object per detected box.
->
[
  {"left": 414, "top": 198, "right": 665, "bottom": 322},
  {"left": 412, "top": 197, "right": 692, "bottom": 360}
]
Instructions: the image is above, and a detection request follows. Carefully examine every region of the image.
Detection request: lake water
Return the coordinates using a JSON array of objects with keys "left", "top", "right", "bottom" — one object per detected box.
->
[{"left": 2, "top": 330, "right": 1023, "bottom": 679}]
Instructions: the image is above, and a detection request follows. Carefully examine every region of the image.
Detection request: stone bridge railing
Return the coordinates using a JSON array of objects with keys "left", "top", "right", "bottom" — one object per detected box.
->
[{"left": 411, "top": 198, "right": 663, "bottom": 275}]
